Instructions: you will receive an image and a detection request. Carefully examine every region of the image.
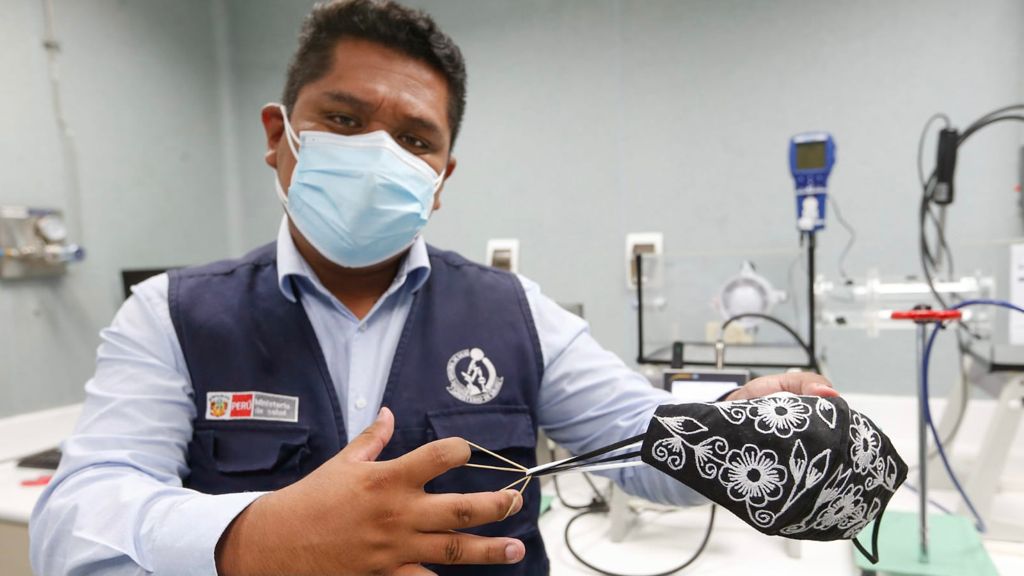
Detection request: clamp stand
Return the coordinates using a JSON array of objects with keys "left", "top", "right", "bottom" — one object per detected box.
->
[{"left": 853, "top": 308, "right": 996, "bottom": 575}]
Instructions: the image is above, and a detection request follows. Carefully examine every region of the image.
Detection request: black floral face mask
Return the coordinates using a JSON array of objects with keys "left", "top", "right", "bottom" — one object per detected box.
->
[{"left": 639, "top": 393, "right": 907, "bottom": 563}]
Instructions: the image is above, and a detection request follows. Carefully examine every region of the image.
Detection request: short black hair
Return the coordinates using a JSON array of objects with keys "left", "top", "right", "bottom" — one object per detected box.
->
[{"left": 283, "top": 0, "right": 467, "bottom": 147}]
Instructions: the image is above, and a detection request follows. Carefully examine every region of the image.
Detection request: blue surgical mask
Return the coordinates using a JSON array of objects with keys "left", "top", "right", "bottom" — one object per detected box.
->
[{"left": 274, "top": 104, "right": 444, "bottom": 268}]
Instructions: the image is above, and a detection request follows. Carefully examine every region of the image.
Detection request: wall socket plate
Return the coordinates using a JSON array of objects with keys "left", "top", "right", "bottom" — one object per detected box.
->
[
  {"left": 486, "top": 238, "right": 519, "bottom": 273},
  {"left": 625, "top": 232, "right": 663, "bottom": 289}
]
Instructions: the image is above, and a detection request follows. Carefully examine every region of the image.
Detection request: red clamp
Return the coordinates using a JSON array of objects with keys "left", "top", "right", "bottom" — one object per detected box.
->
[{"left": 890, "top": 309, "right": 962, "bottom": 322}]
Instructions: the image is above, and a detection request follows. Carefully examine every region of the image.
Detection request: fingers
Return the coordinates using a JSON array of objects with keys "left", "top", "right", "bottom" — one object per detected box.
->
[
  {"left": 395, "top": 437, "right": 472, "bottom": 486},
  {"left": 411, "top": 490, "right": 524, "bottom": 532},
  {"left": 342, "top": 407, "right": 395, "bottom": 463},
  {"left": 394, "top": 565, "right": 437, "bottom": 576},
  {"left": 778, "top": 372, "right": 839, "bottom": 398},
  {"left": 726, "top": 372, "right": 839, "bottom": 401},
  {"left": 409, "top": 532, "right": 525, "bottom": 566}
]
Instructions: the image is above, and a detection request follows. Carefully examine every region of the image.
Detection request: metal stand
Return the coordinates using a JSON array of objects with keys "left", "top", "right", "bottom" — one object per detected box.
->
[
  {"left": 858, "top": 308, "right": 997, "bottom": 575},
  {"left": 914, "top": 320, "right": 929, "bottom": 563}
]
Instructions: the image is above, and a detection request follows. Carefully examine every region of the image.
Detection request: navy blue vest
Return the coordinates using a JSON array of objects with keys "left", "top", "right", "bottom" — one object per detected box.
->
[{"left": 168, "top": 242, "right": 548, "bottom": 575}]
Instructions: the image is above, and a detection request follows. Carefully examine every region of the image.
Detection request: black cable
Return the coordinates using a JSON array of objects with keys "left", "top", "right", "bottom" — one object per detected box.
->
[
  {"left": 720, "top": 313, "right": 820, "bottom": 373},
  {"left": 564, "top": 505, "right": 716, "bottom": 576},
  {"left": 916, "top": 108, "right": 1024, "bottom": 322},
  {"left": 827, "top": 195, "right": 857, "bottom": 283}
]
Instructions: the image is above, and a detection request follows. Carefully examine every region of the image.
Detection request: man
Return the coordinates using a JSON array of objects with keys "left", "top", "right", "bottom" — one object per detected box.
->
[{"left": 29, "top": 1, "right": 837, "bottom": 574}]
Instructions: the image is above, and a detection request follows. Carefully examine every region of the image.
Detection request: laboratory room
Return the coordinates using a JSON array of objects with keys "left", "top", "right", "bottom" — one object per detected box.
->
[{"left": 3, "top": 1, "right": 1024, "bottom": 576}]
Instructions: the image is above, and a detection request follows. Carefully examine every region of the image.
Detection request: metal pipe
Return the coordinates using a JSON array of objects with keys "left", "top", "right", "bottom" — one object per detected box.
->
[{"left": 916, "top": 321, "right": 930, "bottom": 563}]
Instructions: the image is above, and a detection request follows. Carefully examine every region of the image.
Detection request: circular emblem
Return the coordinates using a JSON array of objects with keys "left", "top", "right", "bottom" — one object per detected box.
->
[
  {"left": 209, "top": 393, "right": 230, "bottom": 418},
  {"left": 446, "top": 347, "right": 504, "bottom": 404}
]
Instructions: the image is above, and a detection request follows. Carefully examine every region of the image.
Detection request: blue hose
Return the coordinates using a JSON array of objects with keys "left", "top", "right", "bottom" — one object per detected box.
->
[{"left": 919, "top": 298, "right": 1024, "bottom": 532}]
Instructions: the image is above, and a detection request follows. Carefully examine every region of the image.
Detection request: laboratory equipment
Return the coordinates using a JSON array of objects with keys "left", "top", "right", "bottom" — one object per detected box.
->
[
  {"left": 790, "top": 132, "right": 835, "bottom": 233},
  {"left": 634, "top": 254, "right": 816, "bottom": 371},
  {"left": 714, "top": 261, "right": 787, "bottom": 326},
  {"left": 662, "top": 368, "right": 749, "bottom": 398},
  {"left": 0, "top": 206, "right": 85, "bottom": 279},
  {"left": 818, "top": 272, "right": 995, "bottom": 337}
]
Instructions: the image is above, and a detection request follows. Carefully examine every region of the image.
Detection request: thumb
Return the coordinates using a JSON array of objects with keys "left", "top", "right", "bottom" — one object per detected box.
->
[{"left": 341, "top": 407, "right": 395, "bottom": 463}]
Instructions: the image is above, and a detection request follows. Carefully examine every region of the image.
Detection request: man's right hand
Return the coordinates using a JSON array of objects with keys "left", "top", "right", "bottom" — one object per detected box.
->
[{"left": 215, "top": 407, "right": 526, "bottom": 576}]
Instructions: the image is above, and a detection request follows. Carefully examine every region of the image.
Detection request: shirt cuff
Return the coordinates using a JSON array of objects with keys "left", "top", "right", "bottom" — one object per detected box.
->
[{"left": 146, "top": 491, "right": 266, "bottom": 576}]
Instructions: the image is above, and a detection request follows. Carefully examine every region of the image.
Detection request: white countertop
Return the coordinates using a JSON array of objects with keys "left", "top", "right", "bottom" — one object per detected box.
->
[{"left": 0, "top": 403, "right": 81, "bottom": 524}]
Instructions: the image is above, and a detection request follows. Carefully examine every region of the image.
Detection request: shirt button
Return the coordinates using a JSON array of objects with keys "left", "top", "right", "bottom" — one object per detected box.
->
[
  {"left": 357, "top": 324, "right": 368, "bottom": 333},
  {"left": 355, "top": 398, "right": 367, "bottom": 409}
]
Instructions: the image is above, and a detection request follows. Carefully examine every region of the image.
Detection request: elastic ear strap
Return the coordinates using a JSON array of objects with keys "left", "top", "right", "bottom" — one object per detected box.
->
[
  {"left": 277, "top": 104, "right": 300, "bottom": 159},
  {"left": 532, "top": 432, "right": 645, "bottom": 477},
  {"left": 532, "top": 449, "right": 642, "bottom": 478},
  {"left": 852, "top": 499, "right": 888, "bottom": 564}
]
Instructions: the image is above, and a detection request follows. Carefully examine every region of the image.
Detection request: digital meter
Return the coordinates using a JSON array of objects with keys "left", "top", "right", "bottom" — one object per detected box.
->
[{"left": 789, "top": 132, "right": 836, "bottom": 232}]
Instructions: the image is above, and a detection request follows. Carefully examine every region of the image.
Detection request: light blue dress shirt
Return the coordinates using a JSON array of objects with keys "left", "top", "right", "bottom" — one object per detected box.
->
[{"left": 30, "top": 218, "right": 733, "bottom": 576}]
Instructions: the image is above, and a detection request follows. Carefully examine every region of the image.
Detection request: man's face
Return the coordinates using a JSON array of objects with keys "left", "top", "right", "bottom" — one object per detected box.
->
[{"left": 262, "top": 38, "right": 456, "bottom": 213}]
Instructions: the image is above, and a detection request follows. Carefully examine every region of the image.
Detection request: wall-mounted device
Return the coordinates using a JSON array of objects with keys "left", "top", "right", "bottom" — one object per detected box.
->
[
  {"left": 626, "top": 232, "right": 662, "bottom": 289},
  {"left": 0, "top": 207, "right": 85, "bottom": 279},
  {"left": 485, "top": 238, "right": 519, "bottom": 273},
  {"left": 789, "top": 132, "right": 836, "bottom": 232}
]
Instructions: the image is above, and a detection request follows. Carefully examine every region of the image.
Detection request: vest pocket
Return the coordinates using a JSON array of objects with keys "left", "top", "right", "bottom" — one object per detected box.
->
[
  {"left": 186, "top": 424, "right": 311, "bottom": 494},
  {"left": 426, "top": 404, "right": 537, "bottom": 451},
  {"left": 424, "top": 405, "right": 540, "bottom": 539}
]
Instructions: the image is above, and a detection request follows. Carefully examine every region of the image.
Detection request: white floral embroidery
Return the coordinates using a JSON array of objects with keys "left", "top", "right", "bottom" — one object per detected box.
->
[
  {"left": 749, "top": 396, "right": 811, "bottom": 438},
  {"left": 815, "top": 396, "right": 837, "bottom": 429},
  {"left": 648, "top": 396, "right": 901, "bottom": 540},
  {"left": 720, "top": 444, "right": 788, "bottom": 507},
  {"left": 849, "top": 412, "right": 881, "bottom": 474},
  {"left": 714, "top": 401, "right": 748, "bottom": 425},
  {"left": 815, "top": 484, "right": 867, "bottom": 532}
]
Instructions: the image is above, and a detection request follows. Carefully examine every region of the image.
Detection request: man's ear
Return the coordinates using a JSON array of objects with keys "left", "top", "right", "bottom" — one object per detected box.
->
[
  {"left": 261, "top": 104, "right": 286, "bottom": 169},
  {"left": 432, "top": 156, "right": 457, "bottom": 211}
]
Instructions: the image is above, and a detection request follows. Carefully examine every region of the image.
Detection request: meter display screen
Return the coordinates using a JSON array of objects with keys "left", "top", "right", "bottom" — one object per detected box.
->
[{"left": 795, "top": 142, "right": 827, "bottom": 170}]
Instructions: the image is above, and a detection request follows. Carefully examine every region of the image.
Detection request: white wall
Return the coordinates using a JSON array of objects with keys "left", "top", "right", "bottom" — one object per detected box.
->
[
  {"left": 2, "top": 0, "right": 1022, "bottom": 417},
  {"left": 0, "top": 0, "right": 232, "bottom": 417}
]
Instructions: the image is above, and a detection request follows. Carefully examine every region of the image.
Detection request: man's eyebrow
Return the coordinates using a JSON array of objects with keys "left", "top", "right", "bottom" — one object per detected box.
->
[
  {"left": 322, "top": 90, "right": 372, "bottom": 111},
  {"left": 404, "top": 115, "right": 445, "bottom": 141}
]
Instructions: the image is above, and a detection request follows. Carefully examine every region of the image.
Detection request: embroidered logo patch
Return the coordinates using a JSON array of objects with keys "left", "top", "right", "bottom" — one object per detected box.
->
[
  {"left": 205, "top": 392, "right": 299, "bottom": 422},
  {"left": 445, "top": 348, "right": 503, "bottom": 404}
]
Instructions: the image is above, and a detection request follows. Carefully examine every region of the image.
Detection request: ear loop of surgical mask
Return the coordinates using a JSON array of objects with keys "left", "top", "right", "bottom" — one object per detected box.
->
[
  {"left": 275, "top": 105, "right": 301, "bottom": 207},
  {"left": 275, "top": 104, "right": 444, "bottom": 194}
]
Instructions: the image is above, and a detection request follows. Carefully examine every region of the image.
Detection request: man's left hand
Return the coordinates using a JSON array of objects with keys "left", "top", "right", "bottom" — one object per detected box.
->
[{"left": 724, "top": 372, "right": 838, "bottom": 402}]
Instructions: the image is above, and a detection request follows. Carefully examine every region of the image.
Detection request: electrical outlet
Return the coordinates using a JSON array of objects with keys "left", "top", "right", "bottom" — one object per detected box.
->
[
  {"left": 625, "top": 232, "right": 662, "bottom": 289},
  {"left": 486, "top": 238, "right": 519, "bottom": 273}
]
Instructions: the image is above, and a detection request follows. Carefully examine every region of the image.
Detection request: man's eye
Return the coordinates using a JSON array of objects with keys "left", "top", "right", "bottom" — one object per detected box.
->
[
  {"left": 399, "top": 134, "right": 430, "bottom": 151},
  {"left": 327, "top": 114, "right": 359, "bottom": 128}
]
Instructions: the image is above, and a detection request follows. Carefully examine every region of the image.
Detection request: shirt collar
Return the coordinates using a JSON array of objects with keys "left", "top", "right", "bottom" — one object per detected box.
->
[{"left": 276, "top": 216, "right": 431, "bottom": 303}]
